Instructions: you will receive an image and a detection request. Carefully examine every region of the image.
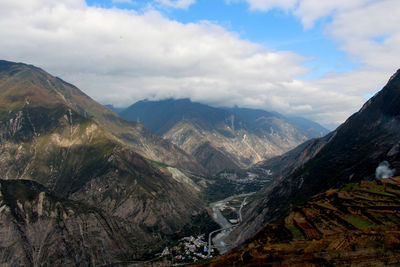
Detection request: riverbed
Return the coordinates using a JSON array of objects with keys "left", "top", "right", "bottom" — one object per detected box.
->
[{"left": 209, "top": 192, "right": 255, "bottom": 254}]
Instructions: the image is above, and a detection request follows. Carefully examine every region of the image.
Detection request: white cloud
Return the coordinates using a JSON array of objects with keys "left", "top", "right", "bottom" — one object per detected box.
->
[
  {"left": 155, "top": 0, "right": 196, "bottom": 9},
  {"left": 243, "top": 0, "right": 297, "bottom": 11},
  {"left": 241, "top": 0, "right": 373, "bottom": 28},
  {"left": 1, "top": 0, "right": 398, "bottom": 128},
  {"left": 294, "top": 0, "right": 371, "bottom": 29},
  {"left": 237, "top": 0, "right": 400, "bottom": 126}
]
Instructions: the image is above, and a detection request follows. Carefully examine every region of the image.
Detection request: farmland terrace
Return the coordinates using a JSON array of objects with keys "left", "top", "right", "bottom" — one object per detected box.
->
[{"left": 197, "top": 177, "right": 400, "bottom": 266}]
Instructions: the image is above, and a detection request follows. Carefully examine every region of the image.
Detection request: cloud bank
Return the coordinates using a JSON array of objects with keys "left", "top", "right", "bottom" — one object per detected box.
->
[
  {"left": 243, "top": 1, "right": 400, "bottom": 107},
  {"left": 0, "top": 0, "right": 399, "bottom": 128}
]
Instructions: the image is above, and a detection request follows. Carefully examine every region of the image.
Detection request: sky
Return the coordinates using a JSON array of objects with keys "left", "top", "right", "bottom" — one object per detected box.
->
[{"left": 1, "top": 0, "right": 400, "bottom": 129}]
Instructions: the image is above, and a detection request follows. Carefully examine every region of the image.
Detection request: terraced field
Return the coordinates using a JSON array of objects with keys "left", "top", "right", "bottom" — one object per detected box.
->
[
  {"left": 284, "top": 178, "right": 400, "bottom": 241},
  {"left": 198, "top": 177, "right": 400, "bottom": 266}
]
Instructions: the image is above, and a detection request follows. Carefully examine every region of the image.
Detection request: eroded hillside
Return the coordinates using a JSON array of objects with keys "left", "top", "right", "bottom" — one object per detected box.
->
[{"left": 0, "top": 60, "right": 217, "bottom": 264}]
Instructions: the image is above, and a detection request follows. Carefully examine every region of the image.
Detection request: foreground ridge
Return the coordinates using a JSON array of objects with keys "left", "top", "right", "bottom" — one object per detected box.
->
[{"left": 197, "top": 177, "right": 400, "bottom": 266}]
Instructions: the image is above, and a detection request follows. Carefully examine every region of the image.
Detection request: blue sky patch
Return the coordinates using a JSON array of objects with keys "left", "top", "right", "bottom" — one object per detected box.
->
[{"left": 85, "top": 0, "right": 357, "bottom": 81}]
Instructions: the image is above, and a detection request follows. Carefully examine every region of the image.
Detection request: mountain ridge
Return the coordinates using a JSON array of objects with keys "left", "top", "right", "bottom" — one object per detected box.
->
[
  {"left": 120, "top": 98, "right": 328, "bottom": 174},
  {"left": 0, "top": 60, "right": 217, "bottom": 264},
  {"left": 198, "top": 177, "right": 400, "bottom": 266},
  {"left": 0, "top": 60, "right": 205, "bottom": 175},
  {"left": 228, "top": 68, "right": 400, "bottom": 247}
]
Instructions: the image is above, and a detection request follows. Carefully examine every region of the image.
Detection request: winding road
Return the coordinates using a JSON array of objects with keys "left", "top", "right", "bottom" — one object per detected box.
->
[{"left": 207, "top": 193, "right": 254, "bottom": 257}]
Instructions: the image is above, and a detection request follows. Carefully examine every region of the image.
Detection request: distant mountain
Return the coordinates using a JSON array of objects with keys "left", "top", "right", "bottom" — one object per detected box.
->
[
  {"left": 229, "top": 69, "right": 400, "bottom": 247},
  {"left": 105, "top": 104, "right": 126, "bottom": 114},
  {"left": 0, "top": 60, "right": 215, "bottom": 264},
  {"left": 224, "top": 107, "right": 328, "bottom": 139},
  {"left": 199, "top": 177, "right": 400, "bottom": 266},
  {"left": 120, "top": 99, "right": 327, "bottom": 174}
]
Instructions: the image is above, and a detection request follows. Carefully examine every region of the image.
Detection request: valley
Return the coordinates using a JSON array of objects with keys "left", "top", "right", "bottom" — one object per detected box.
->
[
  {"left": 0, "top": 61, "right": 217, "bottom": 265},
  {"left": 2, "top": 0, "right": 400, "bottom": 266},
  {"left": 209, "top": 193, "right": 254, "bottom": 254},
  {"left": 0, "top": 60, "right": 282, "bottom": 265},
  {"left": 119, "top": 99, "right": 327, "bottom": 174},
  {"left": 198, "top": 177, "right": 400, "bottom": 266},
  {"left": 0, "top": 59, "right": 399, "bottom": 266},
  {"left": 145, "top": 192, "right": 257, "bottom": 265}
]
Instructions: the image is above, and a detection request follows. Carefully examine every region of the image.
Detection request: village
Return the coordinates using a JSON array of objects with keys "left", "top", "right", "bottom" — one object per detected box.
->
[{"left": 161, "top": 234, "right": 219, "bottom": 264}]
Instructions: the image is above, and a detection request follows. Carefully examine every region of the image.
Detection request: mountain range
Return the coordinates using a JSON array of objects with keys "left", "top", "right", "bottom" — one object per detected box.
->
[
  {"left": 194, "top": 69, "right": 400, "bottom": 266},
  {"left": 119, "top": 99, "right": 327, "bottom": 174},
  {"left": 0, "top": 60, "right": 217, "bottom": 264},
  {"left": 2, "top": 59, "right": 400, "bottom": 266}
]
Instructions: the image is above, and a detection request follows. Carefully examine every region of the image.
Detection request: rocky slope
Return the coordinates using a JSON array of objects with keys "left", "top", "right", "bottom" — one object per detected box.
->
[
  {"left": 0, "top": 60, "right": 204, "bottom": 175},
  {"left": 0, "top": 60, "right": 216, "bottom": 263},
  {"left": 120, "top": 99, "right": 327, "bottom": 174},
  {"left": 225, "top": 107, "right": 327, "bottom": 140},
  {"left": 198, "top": 177, "right": 400, "bottom": 266},
  {"left": 0, "top": 179, "right": 163, "bottom": 266},
  {"left": 229, "top": 69, "right": 400, "bottom": 247}
]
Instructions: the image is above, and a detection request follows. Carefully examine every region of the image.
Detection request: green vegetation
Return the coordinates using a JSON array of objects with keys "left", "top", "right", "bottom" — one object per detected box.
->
[
  {"left": 353, "top": 194, "right": 374, "bottom": 201},
  {"left": 360, "top": 188, "right": 397, "bottom": 197},
  {"left": 285, "top": 224, "right": 304, "bottom": 240},
  {"left": 384, "top": 214, "right": 400, "bottom": 224},
  {"left": 172, "top": 211, "right": 220, "bottom": 241},
  {"left": 201, "top": 179, "right": 238, "bottom": 203},
  {"left": 341, "top": 183, "right": 358, "bottom": 192},
  {"left": 344, "top": 215, "right": 374, "bottom": 229},
  {"left": 148, "top": 159, "right": 170, "bottom": 168},
  {"left": 202, "top": 176, "right": 267, "bottom": 203},
  {"left": 221, "top": 208, "right": 238, "bottom": 221}
]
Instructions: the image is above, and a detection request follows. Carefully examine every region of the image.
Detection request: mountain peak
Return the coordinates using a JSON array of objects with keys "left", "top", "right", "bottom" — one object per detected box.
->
[
  {"left": 121, "top": 98, "right": 328, "bottom": 173},
  {"left": 0, "top": 60, "right": 83, "bottom": 111},
  {"left": 357, "top": 68, "right": 400, "bottom": 118},
  {"left": 388, "top": 68, "right": 400, "bottom": 83}
]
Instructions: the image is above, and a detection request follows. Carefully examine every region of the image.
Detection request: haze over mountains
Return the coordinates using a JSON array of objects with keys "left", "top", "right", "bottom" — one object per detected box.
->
[
  {"left": 1, "top": 59, "right": 400, "bottom": 266},
  {"left": 192, "top": 69, "right": 400, "bottom": 265},
  {"left": 119, "top": 99, "right": 327, "bottom": 174}
]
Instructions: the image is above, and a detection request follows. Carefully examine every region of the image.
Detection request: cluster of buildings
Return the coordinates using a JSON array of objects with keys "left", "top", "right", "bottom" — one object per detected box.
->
[{"left": 161, "top": 234, "right": 219, "bottom": 264}]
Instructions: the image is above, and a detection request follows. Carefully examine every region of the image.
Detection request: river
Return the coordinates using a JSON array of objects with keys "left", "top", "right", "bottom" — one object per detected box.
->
[{"left": 209, "top": 193, "right": 254, "bottom": 254}]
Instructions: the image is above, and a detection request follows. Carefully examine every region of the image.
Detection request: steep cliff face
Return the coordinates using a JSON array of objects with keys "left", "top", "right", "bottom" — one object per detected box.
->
[
  {"left": 0, "top": 60, "right": 215, "bottom": 263},
  {"left": 0, "top": 118, "right": 204, "bottom": 234},
  {"left": 199, "top": 177, "right": 400, "bottom": 266},
  {"left": 0, "top": 180, "right": 165, "bottom": 266},
  {"left": 229, "top": 69, "right": 400, "bottom": 247},
  {"left": 120, "top": 99, "right": 327, "bottom": 174}
]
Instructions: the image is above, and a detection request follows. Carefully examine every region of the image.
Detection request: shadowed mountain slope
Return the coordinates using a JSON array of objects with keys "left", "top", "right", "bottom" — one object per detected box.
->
[
  {"left": 229, "top": 69, "right": 400, "bottom": 247},
  {"left": 0, "top": 179, "right": 162, "bottom": 266},
  {"left": 198, "top": 177, "right": 400, "bottom": 266}
]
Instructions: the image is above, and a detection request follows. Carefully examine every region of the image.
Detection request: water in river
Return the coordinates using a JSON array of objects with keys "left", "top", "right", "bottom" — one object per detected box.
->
[{"left": 209, "top": 193, "right": 254, "bottom": 254}]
